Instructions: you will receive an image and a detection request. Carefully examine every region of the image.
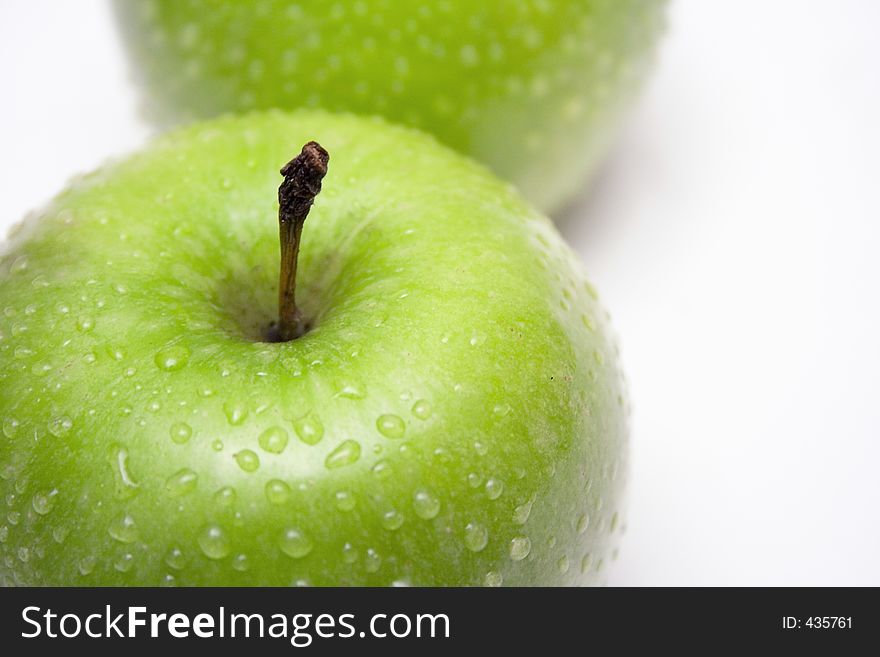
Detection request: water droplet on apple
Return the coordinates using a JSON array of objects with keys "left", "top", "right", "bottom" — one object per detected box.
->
[
  {"left": 108, "top": 445, "right": 139, "bottom": 499},
  {"left": 164, "top": 546, "right": 185, "bottom": 570},
  {"left": 154, "top": 344, "right": 190, "bottom": 371},
  {"left": 78, "top": 556, "right": 96, "bottom": 576},
  {"left": 258, "top": 426, "right": 289, "bottom": 454},
  {"left": 576, "top": 513, "right": 589, "bottom": 534},
  {"left": 413, "top": 489, "right": 440, "bottom": 519},
  {"left": 325, "top": 440, "right": 361, "bottom": 469},
  {"left": 381, "top": 509, "right": 404, "bottom": 531},
  {"left": 492, "top": 403, "right": 511, "bottom": 418},
  {"left": 108, "top": 513, "right": 138, "bottom": 544},
  {"left": 198, "top": 525, "right": 230, "bottom": 559},
  {"left": 342, "top": 542, "right": 358, "bottom": 564},
  {"left": 232, "top": 553, "right": 250, "bottom": 572},
  {"left": 335, "top": 385, "right": 365, "bottom": 399},
  {"left": 485, "top": 478, "right": 504, "bottom": 500},
  {"left": 557, "top": 555, "right": 570, "bottom": 574},
  {"left": 376, "top": 414, "right": 405, "bottom": 439},
  {"left": 223, "top": 401, "right": 248, "bottom": 426},
  {"left": 509, "top": 536, "right": 531, "bottom": 561},
  {"left": 234, "top": 449, "right": 260, "bottom": 472},
  {"left": 213, "top": 486, "right": 236, "bottom": 508},
  {"left": 371, "top": 459, "right": 392, "bottom": 479},
  {"left": 334, "top": 490, "right": 356, "bottom": 511},
  {"left": 467, "top": 472, "right": 483, "bottom": 488},
  {"left": 52, "top": 526, "right": 69, "bottom": 543},
  {"left": 513, "top": 497, "right": 535, "bottom": 525},
  {"left": 581, "top": 314, "right": 596, "bottom": 332},
  {"left": 165, "top": 468, "right": 198, "bottom": 497},
  {"left": 411, "top": 399, "right": 432, "bottom": 420},
  {"left": 169, "top": 422, "right": 192, "bottom": 444},
  {"left": 31, "top": 489, "right": 57, "bottom": 515},
  {"left": 580, "top": 553, "right": 593, "bottom": 574},
  {"left": 279, "top": 528, "right": 312, "bottom": 558},
  {"left": 484, "top": 571, "right": 503, "bottom": 587},
  {"left": 3, "top": 417, "right": 20, "bottom": 439},
  {"left": 292, "top": 412, "right": 323, "bottom": 445},
  {"left": 76, "top": 316, "right": 94, "bottom": 332},
  {"left": 473, "top": 441, "right": 488, "bottom": 456},
  {"left": 265, "top": 479, "right": 291, "bottom": 505},
  {"left": 464, "top": 522, "right": 488, "bottom": 552},
  {"left": 365, "top": 548, "right": 381, "bottom": 573}
]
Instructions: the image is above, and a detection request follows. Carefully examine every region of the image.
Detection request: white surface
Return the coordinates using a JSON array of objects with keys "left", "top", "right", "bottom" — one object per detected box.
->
[{"left": 1, "top": 0, "right": 878, "bottom": 585}]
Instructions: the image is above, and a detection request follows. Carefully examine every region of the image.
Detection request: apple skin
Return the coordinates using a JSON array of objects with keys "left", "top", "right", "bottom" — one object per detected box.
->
[
  {"left": 0, "top": 111, "right": 628, "bottom": 586},
  {"left": 113, "top": 0, "right": 666, "bottom": 214}
]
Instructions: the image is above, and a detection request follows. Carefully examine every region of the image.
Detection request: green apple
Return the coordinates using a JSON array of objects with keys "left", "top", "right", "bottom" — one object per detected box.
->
[
  {"left": 114, "top": 0, "right": 666, "bottom": 214},
  {"left": 0, "top": 111, "right": 627, "bottom": 586}
]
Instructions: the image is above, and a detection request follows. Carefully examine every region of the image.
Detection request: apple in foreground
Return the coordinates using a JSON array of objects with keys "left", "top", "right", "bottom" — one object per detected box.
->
[
  {"left": 113, "top": 0, "right": 666, "bottom": 214},
  {"left": 0, "top": 111, "right": 628, "bottom": 586}
]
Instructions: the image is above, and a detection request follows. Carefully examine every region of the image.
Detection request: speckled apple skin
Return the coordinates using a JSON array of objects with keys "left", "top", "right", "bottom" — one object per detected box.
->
[
  {"left": 114, "top": 0, "right": 666, "bottom": 214},
  {"left": 0, "top": 111, "right": 628, "bottom": 586}
]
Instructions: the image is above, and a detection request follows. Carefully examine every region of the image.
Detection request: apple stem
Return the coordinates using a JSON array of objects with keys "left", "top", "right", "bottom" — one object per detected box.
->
[{"left": 274, "top": 141, "right": 330, "bottom": 342}]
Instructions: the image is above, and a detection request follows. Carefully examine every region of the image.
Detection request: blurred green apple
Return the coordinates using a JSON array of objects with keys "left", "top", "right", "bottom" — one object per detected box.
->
[
  {"left": 0, "top": 111, "right": 627, "bottom": 586},
  {"left": 114, "top": 0, "right": 665, "bottom": 213}
]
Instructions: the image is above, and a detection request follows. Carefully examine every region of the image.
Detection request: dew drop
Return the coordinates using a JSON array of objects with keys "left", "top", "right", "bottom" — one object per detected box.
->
[
  {"left": 485, "top": 478, "right": 504, "bottom": 500},
  {"left": 576, "top": 513, "right": 590, "bottom": 534},
  {"left": 365, "top": 548, "right": 381, "bottom": 573},
  {"left": 258, "top": 426, "right": 289, "bottom": 454},
  {"left": 413, "top": 489, "right": 440, "bottom": 519},
  {"left": 76, "top": 316, "right": 95, "bottom": 332},
  {"left": 473, "top": 440, "right": 488, "bottom": 456},
  {"left": 325, "top": 440, "right": 361, "bottom": 469},
  {"left": 213, "top": 486, "right": 236, "bottom": 508},
  {"left": 110, "top": 445, "right": 138, "bottom": 499},
  {"left": 371, "top": 459, "right": 392, "bottom": 479},
  {"left": 492, "top": 403, "right": 511, "bottom": 418},
  {"left": 336, "top": 385, "right": 365, "bottom": 399},
  {"left": 376, "top": 414, "right": 405, "bottom": 439},
  {"left": 342, "top": 542, "right": 358, "bottom": 564},
  {"left": 292, "top": 413, "right": 324, "bottom": 445},
  {"left": 169, "top": 422, "right": 192, "bottom": 444},
  {"left": 464, "top": 522, "right": 488, "bottom": 552},
  {"left": 164, "top": 546, "right": 185, "bottom": 570},
  {"left": 334, "top": 490, "right": 356, "bottom": 511},
  {"left": 411, "top": 399, "right": 432, "bottom": 420},
  {"left": 31, "top": 488, "right": 58, "bottom": 515},
  {"left": 234, "top": 449, "right": 260, "bottom": 472},
  {"left": 580, "top": 553, "right": 593, "bottom": 574},
  {"left": 509, "top": 536, "right": 531, "bottom": 561},
  {"left": 381, "top": 509, "right": 404, "bottom": 531},
  {"left": 154, "top": 344, "right": 190, "bottom": 371},
  {"left": 484, "top": 571, "right": 503, "bottom": 587},
  {"left": 279, "top": 528, "right": 313, "bottom": 558},
  {"left": 165, "top": 468, "right": 198, "bottom": 497},
  {"left": 265, "top": 479, "right": 291, "bottom": 505},
  {"left": 3, "top": 418, "right": 20, "bottom": 439},
  {"left": 467, "top": 472, "right": 483, "bottom": 488},
  {"left": 557, "top": 555, "right": 570, "bottom": 574},
  {"left": 232, "top": 553, "right": 250, "bottom": 572},
  {"left": 223, "top": 401, "right": 248, "bottom": 426},
  {"left": 513, "top": 499, "right": 534, "bottom": 525},
  {"left": 78, "top": 556, "right": 96, "bottom": 576},
  {"left": 198, "top": 525, "right": 230, "bottom": 559},
  {"left": 108, "top": 513, "right": 138, "bottom": 544}
]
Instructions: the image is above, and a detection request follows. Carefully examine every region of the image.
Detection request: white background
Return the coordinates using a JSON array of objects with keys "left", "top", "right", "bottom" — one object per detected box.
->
[{"left": 1, "top": 1, "right": 878, "bottom": 585}]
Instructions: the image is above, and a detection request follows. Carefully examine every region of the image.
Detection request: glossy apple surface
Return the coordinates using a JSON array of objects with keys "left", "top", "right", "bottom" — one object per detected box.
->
[
  {"left": 114, "top": 0, "right": 665, "bottom": 213},
  {"left": 0, "top": 111, "right": 627, "bottom": 586}
]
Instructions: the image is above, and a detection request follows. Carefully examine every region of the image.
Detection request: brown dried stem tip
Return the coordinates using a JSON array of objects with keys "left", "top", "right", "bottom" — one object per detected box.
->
[{"left": 275, "top": 141, "right": 330, "bottom": 342}]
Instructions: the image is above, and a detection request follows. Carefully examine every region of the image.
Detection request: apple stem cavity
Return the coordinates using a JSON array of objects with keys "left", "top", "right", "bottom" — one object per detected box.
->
[{"left": 272, "top": 141, "right": 330, "bottom": 342}]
